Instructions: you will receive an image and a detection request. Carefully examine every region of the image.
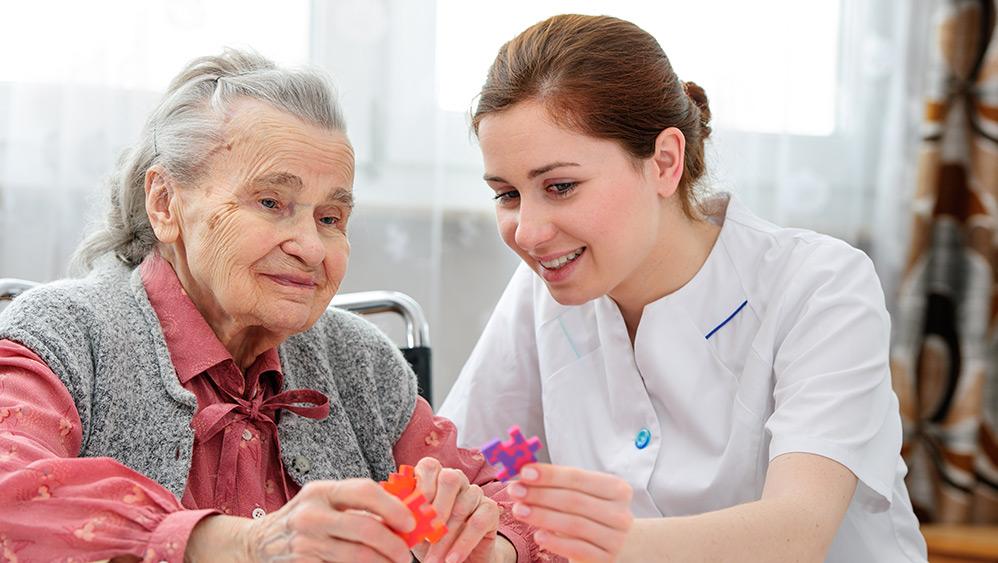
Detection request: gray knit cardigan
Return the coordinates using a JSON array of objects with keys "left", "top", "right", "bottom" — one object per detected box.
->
[{"left": 0, "top": 259, "right": 418, "bottom": 499}]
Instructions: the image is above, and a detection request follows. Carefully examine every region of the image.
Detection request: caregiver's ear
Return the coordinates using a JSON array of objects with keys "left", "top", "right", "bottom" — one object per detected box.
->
[{"left": 649, "top": 126, "right": 685, "bottom": 198}]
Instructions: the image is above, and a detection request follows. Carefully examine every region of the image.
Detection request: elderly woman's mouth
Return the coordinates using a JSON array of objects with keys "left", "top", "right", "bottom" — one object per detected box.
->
[{"left": 264, "top": 274, "right": 319, "bottom": 289}]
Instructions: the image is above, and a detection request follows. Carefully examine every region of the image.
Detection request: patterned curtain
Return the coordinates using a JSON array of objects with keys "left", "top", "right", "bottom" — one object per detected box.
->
[{"left": 891, "top": 0, "right": 998, "bottom": 524}]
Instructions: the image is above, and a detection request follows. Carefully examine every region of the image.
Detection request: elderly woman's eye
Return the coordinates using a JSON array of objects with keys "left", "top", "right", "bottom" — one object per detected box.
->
[
  {"left": 319, "top": 216, "right": 339, "bottom": 226},
  {"left": 260, "top": 198, "right": 279, "bottom": 209}
]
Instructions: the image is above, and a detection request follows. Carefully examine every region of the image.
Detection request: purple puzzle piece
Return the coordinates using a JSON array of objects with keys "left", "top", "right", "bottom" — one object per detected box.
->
[{"left": 480, "top": 425, "right": 543, "bottom": 481}]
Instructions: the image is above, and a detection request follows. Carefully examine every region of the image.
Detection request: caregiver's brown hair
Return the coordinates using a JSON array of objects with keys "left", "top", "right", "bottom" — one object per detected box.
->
[{"left": 472, "top": 14, "right": 712, "bottom": 218}]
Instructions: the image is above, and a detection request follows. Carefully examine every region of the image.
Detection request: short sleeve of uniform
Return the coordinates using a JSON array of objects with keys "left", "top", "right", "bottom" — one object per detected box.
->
[{"left": 765, "top": 240, "right": 900, "bottom": 513}]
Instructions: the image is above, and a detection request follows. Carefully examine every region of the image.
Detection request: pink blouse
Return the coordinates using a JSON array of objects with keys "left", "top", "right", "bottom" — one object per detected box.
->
[{"left": 0, "top": 255, "right": 545, "bottom": 563}]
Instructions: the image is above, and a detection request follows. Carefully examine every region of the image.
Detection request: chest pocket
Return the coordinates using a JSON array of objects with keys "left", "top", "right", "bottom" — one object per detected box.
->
[
  {"left": 539, "top": 346, "right": 664, "bottom": 517},
  {"left": 635, "top": 315, "right": 768, "bottom": 515}
]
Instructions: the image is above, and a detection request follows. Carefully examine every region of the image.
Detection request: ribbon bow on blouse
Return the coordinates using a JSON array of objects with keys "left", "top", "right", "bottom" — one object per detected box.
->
[{"left": 192, "top": 378, "right": 330, "bottom": 507}]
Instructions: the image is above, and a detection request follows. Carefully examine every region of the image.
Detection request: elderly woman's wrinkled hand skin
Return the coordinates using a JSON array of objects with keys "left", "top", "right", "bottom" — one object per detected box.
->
[
  {"left": 196, "top": 479, "right": 417, "bottom": 563},
  {"left": 183, "top": 466, "right": 508, "bottom": 563}
]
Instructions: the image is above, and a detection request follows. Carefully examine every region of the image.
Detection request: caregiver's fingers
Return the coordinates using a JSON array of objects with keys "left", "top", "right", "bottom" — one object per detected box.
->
[
  {"left": 517, "top": 463, "right": 634, "bottom": 502},
  {"left": 507, "top": 478, "right": 633, "bottom": 531},
  {"left": 507, "top": 464, "right": 633, "bottom": 563}
]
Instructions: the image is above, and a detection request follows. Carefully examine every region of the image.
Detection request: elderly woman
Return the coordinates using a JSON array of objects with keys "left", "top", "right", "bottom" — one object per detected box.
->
[{"left": 0, "top": 50, "right": 529, "bottom": 562}]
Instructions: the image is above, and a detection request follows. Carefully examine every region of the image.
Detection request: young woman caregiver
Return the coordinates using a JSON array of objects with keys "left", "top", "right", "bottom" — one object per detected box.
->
[{"left": 439, "top": 13, "right": 928, "bottom": 563}]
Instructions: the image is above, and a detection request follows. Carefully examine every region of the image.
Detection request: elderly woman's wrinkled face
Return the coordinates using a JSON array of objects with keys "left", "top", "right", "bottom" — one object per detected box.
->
[{"left": 157, "top": 99, "right": 354, "bottom": 343}]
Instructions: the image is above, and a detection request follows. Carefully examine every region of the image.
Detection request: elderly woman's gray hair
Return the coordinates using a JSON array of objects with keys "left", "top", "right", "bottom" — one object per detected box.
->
[{"left": 71, "top": 48, "right": 347, "bottom": 273}]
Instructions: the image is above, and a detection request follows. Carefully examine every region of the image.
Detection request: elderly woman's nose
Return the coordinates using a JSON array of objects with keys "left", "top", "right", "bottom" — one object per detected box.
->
[{"left": 281, "top": 213, "right": 325, "bottom": 266}]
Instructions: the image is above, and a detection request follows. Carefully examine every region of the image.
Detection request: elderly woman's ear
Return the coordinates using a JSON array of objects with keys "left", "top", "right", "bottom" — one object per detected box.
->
[{"left": 145, "top": 165, "right": 181, "bottom": 245}]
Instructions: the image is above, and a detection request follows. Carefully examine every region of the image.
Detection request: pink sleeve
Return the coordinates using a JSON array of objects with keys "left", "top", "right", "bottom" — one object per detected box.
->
[
  {"left": 393, "top": 397, "right": 563, "bottom": 563},
  {"left": 0, "top": 339, "right": 216, "bottom": 563}
]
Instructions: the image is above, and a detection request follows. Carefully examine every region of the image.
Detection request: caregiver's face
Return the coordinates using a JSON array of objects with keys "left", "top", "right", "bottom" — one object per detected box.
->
[
  {"left": 478, "top": 101, "right": 666, "bottom": 307},
  {"left": 168, "top": 99, "right": 355, "bottom": 340}
]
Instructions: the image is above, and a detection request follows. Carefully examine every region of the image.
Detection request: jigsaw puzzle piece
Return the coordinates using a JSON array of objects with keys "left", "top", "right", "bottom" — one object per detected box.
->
[
  {"left": 380, "top": 465, "right": 448, "bottom": 547},
  {"left": 380, "top": 464, "right": 417, "bottom": 498},
  {"left": 480, "top": 424, "right": 543, "bottom": 481},
  {"left": 399, "top": 491, "right": 448, "bottom": 547}
]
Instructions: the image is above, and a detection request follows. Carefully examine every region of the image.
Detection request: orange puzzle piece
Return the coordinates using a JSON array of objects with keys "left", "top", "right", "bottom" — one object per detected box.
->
[
  {"left": 381, "top": 464, "right": 417, "bottom": 498},
  {"left": 380, "top": 465, "right": 448, "bottom": 547}
]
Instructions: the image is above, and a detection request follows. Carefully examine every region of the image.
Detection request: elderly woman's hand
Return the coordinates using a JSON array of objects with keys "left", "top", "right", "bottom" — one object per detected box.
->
[
  {"left": 507, "top": 463, "right": 633, "bottom": 563},
  {"left": 186, "top": 478, "right": 416, "bottom": 562},
  {"left": 410, "top": 457, "right": 511, "bottom": 563}
]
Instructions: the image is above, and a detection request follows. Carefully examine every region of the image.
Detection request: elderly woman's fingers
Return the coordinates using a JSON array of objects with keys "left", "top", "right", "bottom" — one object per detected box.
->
[
  {"left": 420, "top": 492, "right": 500, "bottom": 563},
  {"left": 414, "top": 456, "right": 466, "bottom": 523},
  {"left": 412, "top": 456, "right": 442, "bottom": 503},
  {"left": 410, "top": 457, "right": 501, "bottom": 563},
  {"left": 257, "top": 511, "right": 408, "bottom": 563},
  {"left": 247, "top": 478, "right": 415, "bottom": 563},
  {"left": 435, "top": 492, "right": 500, "bottom": 562},
  {"left": 310, "top": 479, "right": 417, "bottom": 533}
]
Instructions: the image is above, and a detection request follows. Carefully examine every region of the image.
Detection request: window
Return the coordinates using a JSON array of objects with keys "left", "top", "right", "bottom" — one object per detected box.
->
[
  {"left": 435, "top": 0, "right": 841, "bottom": 136},
  {"left": 0, "top": 0, "right": 311, "bottom": 89},
  {"left": 429, "top": 0, "right": 879, "bottom": 240}
]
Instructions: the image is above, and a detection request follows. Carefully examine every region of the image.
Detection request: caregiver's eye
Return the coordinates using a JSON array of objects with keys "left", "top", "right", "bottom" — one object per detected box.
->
[
  {"left": 548, "top": 182, "right": 577, "bottom": 197},
  {"left": 493, "top": 189, "right": 520, "bottom": 204}
]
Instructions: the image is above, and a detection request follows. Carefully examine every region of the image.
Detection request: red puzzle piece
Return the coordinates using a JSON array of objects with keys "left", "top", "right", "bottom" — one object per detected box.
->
[
  {"left": 380, "top": 465, "right": 448, "bottom": 547},
  {"left": 400, "top": 491, "right": 447, "bottom": 547},
  {"left": 480, "top": 425, "right": 543, "bottom": 482}
]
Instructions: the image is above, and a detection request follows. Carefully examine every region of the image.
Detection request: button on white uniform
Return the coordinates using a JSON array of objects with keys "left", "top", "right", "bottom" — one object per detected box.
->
[
  {"left": 252, "top": 507, "right": 266, "bottom": 519},
  {"left": 635, "top": 428, "right": 651, "bottom": 449}
]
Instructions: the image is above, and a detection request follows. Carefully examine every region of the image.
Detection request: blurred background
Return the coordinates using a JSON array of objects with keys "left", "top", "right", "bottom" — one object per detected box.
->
[{"left": 0, "top": 0, "right": 922, "bottom": 403}]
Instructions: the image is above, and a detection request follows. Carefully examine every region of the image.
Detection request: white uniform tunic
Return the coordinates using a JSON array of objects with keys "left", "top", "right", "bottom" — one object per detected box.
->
[{"left": 440, "top": 194, "right": 927, "bottom": 562}]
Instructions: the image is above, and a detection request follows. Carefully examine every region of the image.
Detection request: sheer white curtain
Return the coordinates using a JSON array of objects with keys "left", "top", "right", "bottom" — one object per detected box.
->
[
  {"left": 0, "top": 0, "right": 312, "bottom": 281},
  {"left": 871, "top": 0, "right": 939, "bottom": 308},
  {"left": 0, "top": 0, "right": 918, "bottom": 403}
]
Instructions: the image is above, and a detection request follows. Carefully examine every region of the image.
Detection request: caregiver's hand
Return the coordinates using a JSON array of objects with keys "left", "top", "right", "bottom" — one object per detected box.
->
[
  {"left": 411, "top": 456, "right": 513, "bottom": 563},
  {"left": 507, "top": 463, "right": 633, "bottom": 563},
  {"left": 186, "top": 478, "right": 416, "bottom": 562}
]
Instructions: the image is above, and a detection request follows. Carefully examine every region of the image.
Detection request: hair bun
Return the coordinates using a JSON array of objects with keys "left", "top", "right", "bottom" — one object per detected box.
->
[{"left": 683, "top": 81, "right": 712, "bottom": 139}]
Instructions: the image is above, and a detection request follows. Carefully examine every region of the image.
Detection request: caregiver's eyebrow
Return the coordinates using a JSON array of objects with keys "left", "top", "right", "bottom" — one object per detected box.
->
[{"left": 483, "top": 161, "right": 580, "bottom": 183}]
